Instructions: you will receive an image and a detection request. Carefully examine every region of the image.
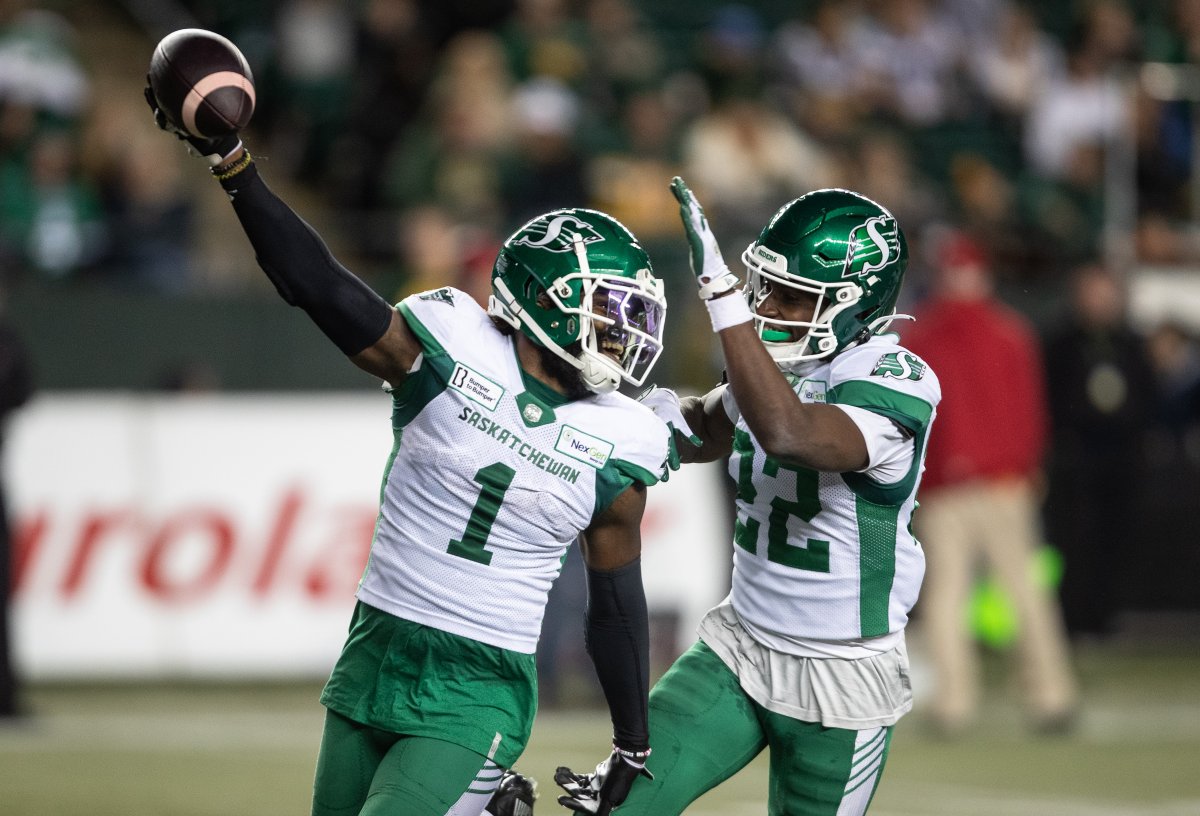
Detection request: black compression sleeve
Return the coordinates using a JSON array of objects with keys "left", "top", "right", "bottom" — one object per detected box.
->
[
  {"left": 217, "top": 161, "right": 393, "bottom": 356},
  {"left": 584, "top": 558, "right": 651, "bottom": 752}
]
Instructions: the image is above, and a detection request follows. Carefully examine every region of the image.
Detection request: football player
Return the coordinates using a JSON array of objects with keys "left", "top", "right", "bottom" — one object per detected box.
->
[
  {"left": 557, "top": 179, "right": 941, "bottom": 815},
  {"left": 145, "top": 92, "right": 671, "bottom": 816}
]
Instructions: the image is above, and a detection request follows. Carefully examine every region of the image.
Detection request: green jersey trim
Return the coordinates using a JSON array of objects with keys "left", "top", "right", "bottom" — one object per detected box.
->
[
  {"left": 842, "top": 424, "right": 929, "bottom": 505},
  {"left": 856, "top": 498, "right": 900, "bottom": 637},
  {"left": 512, "top": 343, "right": 573, "bottom": 408},
  {"left": 395, "top": 303, "right": 456, "bottom": 428},
  {"left": 593, "top": 458, "right": 658, "bottom": 515},
  {"left": 829, "top": 381, "right": 932, "bottom": 435}
]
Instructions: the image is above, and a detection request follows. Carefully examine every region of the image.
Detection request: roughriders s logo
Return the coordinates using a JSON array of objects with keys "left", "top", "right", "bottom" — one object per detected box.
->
[
  {"left": 513, "top": 215, "right": 604, "bottom": 253},
  {"left": 872, "top": 351, "right": 926, "bottom": 381},
  {"left": 843, "top": 216, "right": 900, "bottom": 278}
]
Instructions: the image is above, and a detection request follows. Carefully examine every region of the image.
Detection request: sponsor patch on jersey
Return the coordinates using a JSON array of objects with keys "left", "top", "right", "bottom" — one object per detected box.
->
[
  {"left": 417, "top": 287, "right": 455, "bottom": 305},
  {"left": 449, "top": 362, "right": 505, "bottom": 410},
  {"left": 555, "top": 425, "right": 613, "bottom": 469},
  {"left": 798, "top": 378, "right": 828, "bottom": 403},
  {"left": 871, "top": 351, "right": 926, "bottom": 381}
]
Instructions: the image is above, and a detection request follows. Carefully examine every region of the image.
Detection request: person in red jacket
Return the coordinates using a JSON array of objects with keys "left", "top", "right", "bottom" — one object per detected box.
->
[{"left": 902, "top": 232, "right": 1077, "bottom": 736}]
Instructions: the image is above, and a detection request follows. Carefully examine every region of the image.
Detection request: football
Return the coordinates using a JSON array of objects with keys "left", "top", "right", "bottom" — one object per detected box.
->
[{"left": 147, "top": 28, "right": 255, "bottom": 139}]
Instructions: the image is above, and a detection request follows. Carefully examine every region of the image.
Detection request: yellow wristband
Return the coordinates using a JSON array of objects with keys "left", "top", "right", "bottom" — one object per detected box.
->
[{"left": 212, "top": 150, "right": 252, "bottom": 181}]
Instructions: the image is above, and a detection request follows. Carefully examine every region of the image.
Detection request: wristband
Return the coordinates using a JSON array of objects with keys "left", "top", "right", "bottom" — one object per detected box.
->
[
  {"left": 705, "top": 293, "right": 753, "bottom": 332},
  {"left": 212, "top": 149, "right": 253, "bottom": 181},
  {"left": 612, "top": 744, "right": 652, "bottom": 765}
]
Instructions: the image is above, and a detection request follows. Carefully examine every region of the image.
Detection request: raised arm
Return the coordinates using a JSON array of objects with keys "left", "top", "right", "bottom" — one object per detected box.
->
[
  {"left": 144, "top": 87, "right": 420, "bottom": 387},
  {"left": 670, "top": 177, "right": 869, "bottom": 472}
]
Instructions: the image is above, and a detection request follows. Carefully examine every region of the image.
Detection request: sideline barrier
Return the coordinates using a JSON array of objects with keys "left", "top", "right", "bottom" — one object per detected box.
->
[{"left": 6, "top": 394, "right": 729, "bottom": 679}]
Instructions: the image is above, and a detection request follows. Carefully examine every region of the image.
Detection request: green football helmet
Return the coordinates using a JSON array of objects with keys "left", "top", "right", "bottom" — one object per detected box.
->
[
  {"left": 488, "top": 208, "right": 667, "bottom": 394},
  {"left": 741, "top": 189, "right": 908, "bottom": 366}
]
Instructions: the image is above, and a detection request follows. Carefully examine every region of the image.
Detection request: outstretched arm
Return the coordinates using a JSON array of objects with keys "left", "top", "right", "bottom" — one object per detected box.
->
[
  {"left": 218, "top": 159, "right": 419, "bottom": 386},
  {"left": 144, "top": 88, "right": 420, "bottom": 387}
]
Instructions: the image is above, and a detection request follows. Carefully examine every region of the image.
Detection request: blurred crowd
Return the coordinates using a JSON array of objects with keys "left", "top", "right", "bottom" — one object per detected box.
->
[
  {"left": 0, "top": 1, "right": 1198, "bottom": 287},
  {"left": 1, "top": 0, "right": 1200, "bottom": 398}
]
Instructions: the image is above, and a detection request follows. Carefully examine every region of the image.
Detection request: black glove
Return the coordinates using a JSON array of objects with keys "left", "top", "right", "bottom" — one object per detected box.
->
[
  {"left": 143, "top": 80, "right": 243, "bottom": 167},
  {"left": 555, "top": 747, "right": 652, "bottom": 815},
  {"left": 485, "top": 769, "right": 538, "bottom": 816}
]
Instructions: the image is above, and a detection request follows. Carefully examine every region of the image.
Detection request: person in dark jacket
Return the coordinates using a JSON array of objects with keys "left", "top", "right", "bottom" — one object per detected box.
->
[
  {"left": 1042, "top": 264, "right": 1156, "bottom": 640},
  {"left": 0, "top": 302, "right": 34, "bottom": 720}
]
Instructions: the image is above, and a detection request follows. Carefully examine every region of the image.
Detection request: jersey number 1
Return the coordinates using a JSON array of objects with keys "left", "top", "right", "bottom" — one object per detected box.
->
[{"left": 448, "top": 462, "right": 516, "bottom": 565}]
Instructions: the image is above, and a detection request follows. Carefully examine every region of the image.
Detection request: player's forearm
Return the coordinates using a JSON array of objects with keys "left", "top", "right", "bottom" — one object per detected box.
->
[
  {"left": 218, "top": 161, "right": 393, "bottom": 356},
  {"left": 719, "top": 321, "right": 863, "bottom": 470},
  {"left": 584, "top": 558, "right": 651, "bottom": 751}
]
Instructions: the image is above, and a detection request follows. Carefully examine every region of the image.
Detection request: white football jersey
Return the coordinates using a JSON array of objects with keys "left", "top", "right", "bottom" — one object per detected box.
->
[
  {"left": 356, "top": 287, "right": 669, "bottom": 654},
  {"left": 725, "top": 334, "right": 940, "bottom": 647}
]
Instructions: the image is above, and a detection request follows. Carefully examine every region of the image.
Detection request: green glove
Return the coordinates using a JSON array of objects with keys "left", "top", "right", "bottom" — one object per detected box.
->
[{"left": 670, "top": 176, "right": 740, "bottom": 300}]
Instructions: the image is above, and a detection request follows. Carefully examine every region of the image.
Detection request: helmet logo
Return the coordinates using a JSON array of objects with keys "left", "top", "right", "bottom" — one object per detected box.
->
[
  {"left": 513, "top": 215, "right": 604, "bottom": 253},
  {"left": 843, "top": 216, "right": 900, "bottom": 278}
]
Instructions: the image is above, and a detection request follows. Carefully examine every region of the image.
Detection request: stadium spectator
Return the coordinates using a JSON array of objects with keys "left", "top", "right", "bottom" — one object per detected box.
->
[
  {"left": 560, "top": 180, "right": 936, "bottom": 814},
  {"left": 0, "top": 128, "right": 107, "bottom": 282},
  {"left": 500, "top": 0, "right": 588, "bottom": 86},
  {"left": 1042, "top": 264, "right": 1156, "bottom": 641},
  {"left": 383, "top": 30, "right": 513, "bottom": 232},
  {"left": 1147, "top": 320, "right": 1200, "bottom": 438},
  {"left": 499, "top": 76, "right": 588, "bottom": 225},
  {"left": 856, "top": 0, "right": 968, "bottom": 126},
  {"left": 770, "top": 0, "right": 874, "bottom": 142},
  {"left": 0, "top": 6, "right": 90, "bottom": 128},
  {"left": 1023, "top": 34, "right": 1126, "bottom": 183},
  {"left": 964, "top": 2, "right": 1065, "bottom": 126},
  {"left": 329, "top": 0, "right": 437, "bottom": 212},
  {"left": 266, "top": 0, "right": 357, "bottom": 184},
  {"left": 0, "top": 287, "right": 32, "bottom": 721},
  {"left": 903, "top": 232, "right": 1077, "bottom": 736},
  {"left": 581, "top": 0, "right": 664, "bottom": 109},
  {"left": 585, "top": 89, "right": 681, "bottom": 244},
  {"left": 98, "top": 129, "right": 197, "bottom": 294},
  {"left": 145, "top": 79, "right": 675, "bottom": 815}
]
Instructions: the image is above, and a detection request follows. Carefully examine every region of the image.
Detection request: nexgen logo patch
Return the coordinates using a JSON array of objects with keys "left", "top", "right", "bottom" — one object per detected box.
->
[
  {"left": 555, "top": 425, "right": 613, "bottom": 469},
  {"left": 513, "top": 215, "right": 604, "bottom": 253}
]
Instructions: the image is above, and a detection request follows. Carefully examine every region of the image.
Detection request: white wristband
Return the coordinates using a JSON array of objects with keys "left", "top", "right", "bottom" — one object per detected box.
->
[{"left": 705, "top": 293, "right": 753, "bottom": 332}]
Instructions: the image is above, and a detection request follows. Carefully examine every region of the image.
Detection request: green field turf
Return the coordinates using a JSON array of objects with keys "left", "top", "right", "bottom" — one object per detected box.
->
[{"left": 2, "top": 636, "right": 1198, "bottom": 816}]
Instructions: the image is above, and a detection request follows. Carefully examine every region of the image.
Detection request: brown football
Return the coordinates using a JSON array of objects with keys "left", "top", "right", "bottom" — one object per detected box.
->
[{"left": 148, "top": 28, "right": 255, "bottom": 138}]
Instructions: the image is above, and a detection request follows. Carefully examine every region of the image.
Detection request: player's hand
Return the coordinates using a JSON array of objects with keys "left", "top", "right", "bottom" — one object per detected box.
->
[
  {"left": 669, "top": 176, "right": 740, "bottom": 300},
  {"left": 555, "top": 747, "right": 653, "bottom": 815},
  {"left": 638, "top": 386, "right": 701, "bottom": 479},
  {"left": 144, "top": 80, "right": 243, "bottom": 167},
  {"left": 485, "top": 769, "right": 538, "bottom": 816}
]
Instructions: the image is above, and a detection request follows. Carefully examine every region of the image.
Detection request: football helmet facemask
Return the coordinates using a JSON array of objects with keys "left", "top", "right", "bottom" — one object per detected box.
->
[
  {"left": 741, "top": 189, "right": 908, "bottom": 366},
  {"left": 489, "top": 208, "right": 666, "bottom": 394}
]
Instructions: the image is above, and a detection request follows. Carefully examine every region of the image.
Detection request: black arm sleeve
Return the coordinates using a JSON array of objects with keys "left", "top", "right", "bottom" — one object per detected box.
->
[
  {"left": 584, "top": 558, "right": 651, "bottom": 752},
  {"left": 218, "top": 162, "right": 394, "bottom": 356}
]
